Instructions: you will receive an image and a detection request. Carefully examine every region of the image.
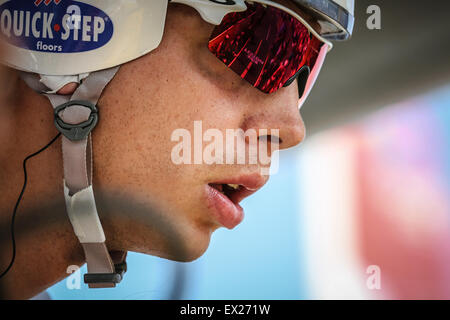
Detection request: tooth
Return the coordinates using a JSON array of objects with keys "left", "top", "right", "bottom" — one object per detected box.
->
[{"left": 227, "top": 184, "right": 239, "bottom": 190}]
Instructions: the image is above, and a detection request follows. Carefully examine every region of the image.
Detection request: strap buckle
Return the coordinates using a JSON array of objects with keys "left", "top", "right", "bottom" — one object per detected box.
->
[
  {"left": 83, "top": 261, "right": 127, "bottom": 286},
  {"left": 54, "top": 100, "right": 98, "bottom": 141}
]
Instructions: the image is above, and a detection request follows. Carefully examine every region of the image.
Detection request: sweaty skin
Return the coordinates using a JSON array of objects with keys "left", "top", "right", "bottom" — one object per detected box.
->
[{"left": 0, "top": 3, "right": 305, "bottom": 299}]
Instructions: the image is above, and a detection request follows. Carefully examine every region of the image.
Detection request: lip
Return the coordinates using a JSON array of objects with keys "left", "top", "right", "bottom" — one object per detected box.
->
[{"left": 205, "top": 174, "right": 268, "bottom": 229}]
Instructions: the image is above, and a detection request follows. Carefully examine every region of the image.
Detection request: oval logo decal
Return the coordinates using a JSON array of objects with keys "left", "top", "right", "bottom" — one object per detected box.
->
[{"left": 0, "top": 0, "right": 114, "bottom": 53}]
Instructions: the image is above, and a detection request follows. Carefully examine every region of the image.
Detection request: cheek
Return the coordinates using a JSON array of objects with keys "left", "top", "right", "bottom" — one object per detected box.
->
[
  {"left": 94, "top": 5, "right": 250, "bottom": 213},
  {"left": 95, "top": 48, "right": 235, "bottom": 205}
]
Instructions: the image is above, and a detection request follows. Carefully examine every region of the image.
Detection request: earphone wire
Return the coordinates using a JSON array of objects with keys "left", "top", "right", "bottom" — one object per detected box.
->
[{"left": 0, "top": 133, "right": 61, "bottom": 280}]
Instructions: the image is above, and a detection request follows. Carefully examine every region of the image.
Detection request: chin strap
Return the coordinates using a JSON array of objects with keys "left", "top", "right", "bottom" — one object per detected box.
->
[{"left": 21, "top": 68, "right": 127, "bottom": 288}]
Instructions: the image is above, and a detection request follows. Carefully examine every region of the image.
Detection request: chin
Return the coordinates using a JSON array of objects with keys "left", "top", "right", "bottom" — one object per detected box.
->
[
  {"left": 154, "top": 235, "right": 211, "bottom": 263},
  {"left": 144, "top": 218, "right": 214, "bottom": 263},
  {"left": 178, "top": 221, "right": 214, "bottom": 262}
]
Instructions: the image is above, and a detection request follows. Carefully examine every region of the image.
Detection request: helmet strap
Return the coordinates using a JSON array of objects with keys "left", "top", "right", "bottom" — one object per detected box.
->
[{"left": 20, "top": 67, "right": 127, "bottom": 288}]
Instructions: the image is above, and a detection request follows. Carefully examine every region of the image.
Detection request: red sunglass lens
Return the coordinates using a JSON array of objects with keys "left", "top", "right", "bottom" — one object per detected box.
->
[{"left": 208, "top": 2, "right": 322, "bottom": 94}]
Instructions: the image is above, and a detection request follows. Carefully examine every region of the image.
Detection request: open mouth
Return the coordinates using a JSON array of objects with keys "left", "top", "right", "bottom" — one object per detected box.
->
[
  {"left": 208, "top": 183, "right": 242, "bottom": 204},
  {"left": 208, "top": 181, "right": 263, "bottom": 206},
  {"left": 205, "top": 176, "right": 267, "bottom": 229}
]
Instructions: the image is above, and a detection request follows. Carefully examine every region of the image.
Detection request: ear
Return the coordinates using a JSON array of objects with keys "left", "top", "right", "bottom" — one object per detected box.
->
[{"left": 57, "top": 82, "right": 79, "bottom": 95}]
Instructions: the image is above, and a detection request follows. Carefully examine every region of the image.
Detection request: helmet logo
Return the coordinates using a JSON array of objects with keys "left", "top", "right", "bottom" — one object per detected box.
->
[
  {"left": 0, "top": 0, "right": 113, "bottom": 53},
  {"left": 34, "top": 0, "right": 61, "bottom": 6}
]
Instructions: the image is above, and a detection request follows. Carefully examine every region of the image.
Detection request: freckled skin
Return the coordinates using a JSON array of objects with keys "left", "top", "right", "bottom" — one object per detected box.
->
[{"left": 0, "top": 3, "right": 306, "bottom": 299}]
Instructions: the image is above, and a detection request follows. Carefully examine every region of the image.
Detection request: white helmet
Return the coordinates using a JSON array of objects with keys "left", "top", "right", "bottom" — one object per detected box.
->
[
  {"left": 0, "top": 0, "right": 354, "bottom": 289},
  {"left": 0, "top": 0, "right": 354, "bottom": 75},
  {"left": 292, "top": 0, "right": 354, "bottom": 40}
]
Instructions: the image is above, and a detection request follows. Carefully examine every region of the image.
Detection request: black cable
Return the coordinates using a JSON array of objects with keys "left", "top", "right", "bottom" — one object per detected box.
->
[{"left": 0, "top": 133, "right": 61, "bottom": 280}]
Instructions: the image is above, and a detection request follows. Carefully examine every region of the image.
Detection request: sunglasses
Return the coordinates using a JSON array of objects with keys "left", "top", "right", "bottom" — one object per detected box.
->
[{"left": 207, "top": 1, "right": 330, "bottom": 99}]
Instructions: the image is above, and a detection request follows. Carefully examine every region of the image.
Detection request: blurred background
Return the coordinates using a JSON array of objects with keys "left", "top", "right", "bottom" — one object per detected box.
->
[{"left": 29, "top": 0, "right": 450, "bottom": 299}]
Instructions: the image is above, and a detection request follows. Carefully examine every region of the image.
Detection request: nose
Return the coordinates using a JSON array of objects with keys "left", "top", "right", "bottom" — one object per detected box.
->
[{"left": 241, "top": 82, "right": 306, "bottom": 151}]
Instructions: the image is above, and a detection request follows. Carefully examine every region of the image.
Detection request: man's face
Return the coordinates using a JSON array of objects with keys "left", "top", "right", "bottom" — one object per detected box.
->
[{"left": 94, "top": 2, "right": 306, "bottom": 261}]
